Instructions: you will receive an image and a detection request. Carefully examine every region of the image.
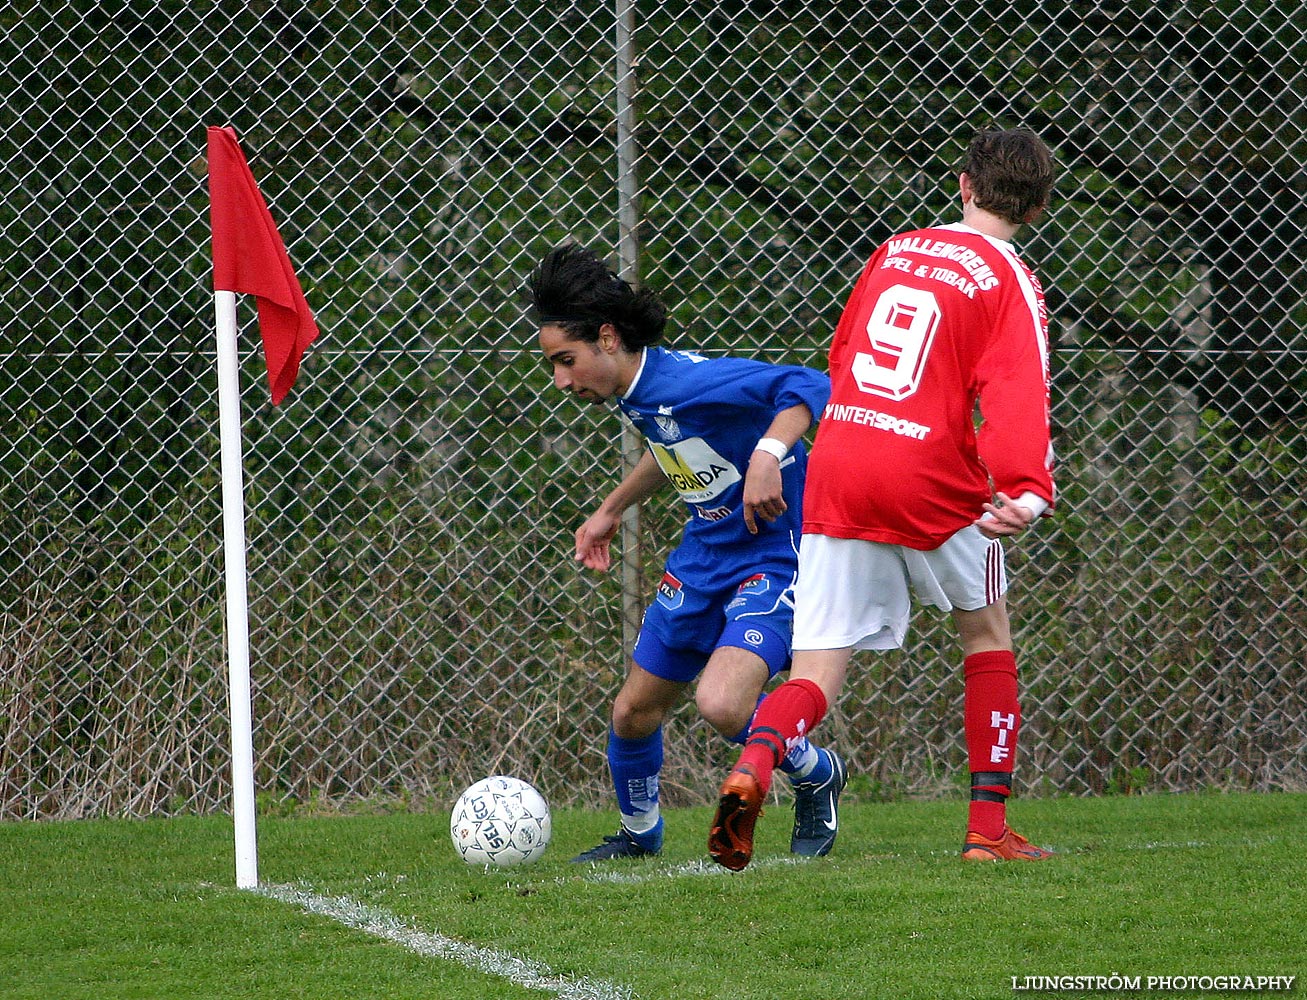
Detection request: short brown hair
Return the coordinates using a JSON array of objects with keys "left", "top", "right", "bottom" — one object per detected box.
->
[{"left": 962, "top": 128, "right": 1054, "bottom": 226}]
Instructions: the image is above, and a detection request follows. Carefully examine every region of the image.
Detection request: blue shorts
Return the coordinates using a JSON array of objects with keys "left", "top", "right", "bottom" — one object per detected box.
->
[{"left": 631, "top": 543, "right": 797, "bottom": 684}]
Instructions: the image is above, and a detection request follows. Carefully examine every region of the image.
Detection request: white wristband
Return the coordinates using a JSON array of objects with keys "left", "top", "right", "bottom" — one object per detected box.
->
[
  {"left": 1011, "top": 490, "right": 1050, "bottom": 520},
  {"left": 753, "top": 437, "right": 789, "bottom": 462}
]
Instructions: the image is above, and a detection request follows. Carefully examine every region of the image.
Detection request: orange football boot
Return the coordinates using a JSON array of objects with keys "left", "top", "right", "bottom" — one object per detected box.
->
[
  {"left": 708, "top": 765, "right": 765, "bottom": 871},
  {"left": 961, "top": 826, "right": 1054, "bottom": 861}
]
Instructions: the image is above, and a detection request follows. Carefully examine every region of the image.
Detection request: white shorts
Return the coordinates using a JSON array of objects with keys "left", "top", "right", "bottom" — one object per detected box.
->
[{"left": 792, "top": 528, "right": 1006, "bottom": 651}]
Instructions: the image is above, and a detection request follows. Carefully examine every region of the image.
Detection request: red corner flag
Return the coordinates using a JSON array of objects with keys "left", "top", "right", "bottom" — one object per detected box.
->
[{"left": 207, "top": 126, "right": 319, "bottom": 405}]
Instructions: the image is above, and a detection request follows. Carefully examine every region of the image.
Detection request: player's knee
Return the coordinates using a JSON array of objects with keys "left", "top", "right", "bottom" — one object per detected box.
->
[
  {"left": 695, "top": 686, "right": 752, "bottom": 738},
  {"left": 610, "top": 696, "right": 663, "bottom": 740}
]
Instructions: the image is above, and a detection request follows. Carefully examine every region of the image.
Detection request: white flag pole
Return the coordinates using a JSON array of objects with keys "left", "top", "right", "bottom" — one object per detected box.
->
[{"left": 215, "top": 288, "right": 259, "bottom": 889}]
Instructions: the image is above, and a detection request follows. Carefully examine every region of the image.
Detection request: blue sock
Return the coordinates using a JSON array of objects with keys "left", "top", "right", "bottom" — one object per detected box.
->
[
  {"left": 781, "top": 739, "right": 822, "bottom": 780},
  {"left": 787, "top": 744, "right": 834, "bottom": 785},
  {"left": 608, "top": 727, "right": 664, "bottom": 850}
]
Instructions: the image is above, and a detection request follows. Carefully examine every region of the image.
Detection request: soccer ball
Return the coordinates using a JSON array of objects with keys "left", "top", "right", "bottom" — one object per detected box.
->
[{"left": 450, "top": 775, "right": 552, "bottom": 867}]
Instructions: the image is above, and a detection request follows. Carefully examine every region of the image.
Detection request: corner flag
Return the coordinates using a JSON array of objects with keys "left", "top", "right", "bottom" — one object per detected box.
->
[
  {"left": 205, "top": 125, "right": 319, "bottom": 889},
  {"left": 207, "top": 125, "right": 318, "bottom": 404}
]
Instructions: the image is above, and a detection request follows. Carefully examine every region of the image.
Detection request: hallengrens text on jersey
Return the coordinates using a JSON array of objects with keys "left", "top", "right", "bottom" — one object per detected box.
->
[{"left": 885, "top": 236, "right": 1000, "bottom": 290}]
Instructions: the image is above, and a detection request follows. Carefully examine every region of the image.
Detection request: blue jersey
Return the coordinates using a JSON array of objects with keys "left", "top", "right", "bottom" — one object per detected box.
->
[{"left": 616, "top": 346, "right": 831, "bottom": 560}]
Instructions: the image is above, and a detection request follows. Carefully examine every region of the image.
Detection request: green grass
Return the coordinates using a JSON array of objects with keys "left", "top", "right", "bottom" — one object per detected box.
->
[{"left": 2, "top": 793, "right": 1303, "bottom": 1000}]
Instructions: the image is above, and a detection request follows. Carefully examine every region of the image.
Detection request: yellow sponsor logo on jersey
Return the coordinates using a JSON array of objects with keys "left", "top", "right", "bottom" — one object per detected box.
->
[{"left": 649, "top": 437, "right": 742, "bottom": 504}]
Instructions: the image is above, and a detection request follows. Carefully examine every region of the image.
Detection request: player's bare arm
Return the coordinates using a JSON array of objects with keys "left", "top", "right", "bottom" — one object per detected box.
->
[
  {"left": 743, "top": 403, "right": 814, "bottom": 535},
  {"left": 575, "top": 450, "right": 670, "bottom": 571}
]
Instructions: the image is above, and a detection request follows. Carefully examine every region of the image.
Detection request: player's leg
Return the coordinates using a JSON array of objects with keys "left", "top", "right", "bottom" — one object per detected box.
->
[
  {"left": 729, "top": 535, "right": 908, "bottom": 797},
  {"left": 707, "top": 649, "right": 849, "bottom": 870},
  {"left": 952, "top": 600, "right": 1050, "bottom": 860},
  {"left": 608, "top": 661, "right": 684, "bottom": 844},
  {"left": 696, "top": 637, "right": 846, "bottom": 858},
  {"left": 775, "top": 651, "right": 848, "bottom": 857},
  {"left": 702, "top": 566, "right": 846, "bottom": 856},
  {"left": 707, "top": 559, "right": 853, "bottom": 797},
  {"left": 696, "top": 598, "right": 823, "bottom": 776},
  {"left": 571, "top": 660, "right": 685, "bottom": 862},
  {"left": 954, "top": 597, "right": 1017, "bottom": 840},
  {"left": 710, "top": 537, "right": 906, "bottom": 869},
  {"left": 572, "top": 576, "right": 715, "bottom": 863},
  {"left": 913, "top": 528, "right": 1052, "bottom": 860},
  {"left": 698, "top": 644, "right": 836, "bottom": 792},
  {"left": 693, "top": 644, "right": 771, "bottom": 740}
]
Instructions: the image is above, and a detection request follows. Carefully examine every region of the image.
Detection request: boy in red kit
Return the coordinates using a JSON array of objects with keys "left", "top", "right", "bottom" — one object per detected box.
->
[{"left": 709, "top": 128, "right": 1057, "bottom": 870}]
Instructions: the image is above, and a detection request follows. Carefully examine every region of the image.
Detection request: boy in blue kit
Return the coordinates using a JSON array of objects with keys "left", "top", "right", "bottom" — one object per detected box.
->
[{"left": 529, "top": 243, "right": 846, "bottom": 861}]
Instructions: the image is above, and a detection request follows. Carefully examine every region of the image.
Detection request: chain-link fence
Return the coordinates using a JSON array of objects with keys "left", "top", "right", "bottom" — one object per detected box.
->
[{"left": 3, "top": 1, "right": 1305, "bottom": 820}]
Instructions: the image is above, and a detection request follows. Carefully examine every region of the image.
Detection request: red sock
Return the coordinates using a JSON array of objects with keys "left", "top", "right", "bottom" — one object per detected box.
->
[
  {"left": 964, "top": 650, "right": 1020, "bottom": 840},
  {"left": 735, "top": 678, "right": 828, "bottom": 798}
]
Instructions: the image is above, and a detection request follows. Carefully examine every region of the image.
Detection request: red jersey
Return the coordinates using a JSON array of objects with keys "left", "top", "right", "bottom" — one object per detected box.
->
[{"left": 804, "top": 222, "right": 1054, "bottom": 550}]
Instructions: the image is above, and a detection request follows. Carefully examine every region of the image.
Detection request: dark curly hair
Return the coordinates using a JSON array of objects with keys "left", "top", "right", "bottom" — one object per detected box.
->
[{"left": 528, "top": 243, "right": 667, "bottom": 350}]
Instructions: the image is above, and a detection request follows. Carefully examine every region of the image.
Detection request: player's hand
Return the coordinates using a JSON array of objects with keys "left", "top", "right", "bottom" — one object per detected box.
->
[
  {"left": 975, "top": 492, "right": 1034, "bottom": 539},
  {"left": 742, "top": 452, "right": 787, "bottom": 535},
  {"left": 575, "top": 510, "right": 621, "bottom": 571}
]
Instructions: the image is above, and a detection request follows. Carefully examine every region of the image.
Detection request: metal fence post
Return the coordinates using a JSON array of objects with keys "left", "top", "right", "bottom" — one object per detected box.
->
[{"left": 614, "top": 0, "right": 644, "bottom": 656}]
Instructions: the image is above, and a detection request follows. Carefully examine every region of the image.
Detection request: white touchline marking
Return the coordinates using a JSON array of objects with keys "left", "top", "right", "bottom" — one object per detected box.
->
[
  {"left": 256, "top": 883, "right": 635, "bottom": 1000},
  {"left": 579, "top": 854, "right": 808, "bottom": 885}
]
